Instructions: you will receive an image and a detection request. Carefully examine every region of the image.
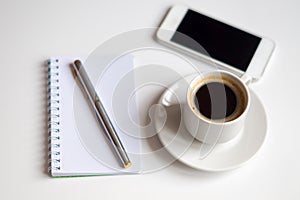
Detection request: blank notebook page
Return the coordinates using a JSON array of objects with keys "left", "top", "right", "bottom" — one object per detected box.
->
[{"left": 48, "top": 55, "right": 141, "bottom": 177}]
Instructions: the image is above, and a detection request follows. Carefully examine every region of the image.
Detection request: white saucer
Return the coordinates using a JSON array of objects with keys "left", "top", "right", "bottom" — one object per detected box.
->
[{"left": 155, "top": 77, "right": 267, "bottom": 172}]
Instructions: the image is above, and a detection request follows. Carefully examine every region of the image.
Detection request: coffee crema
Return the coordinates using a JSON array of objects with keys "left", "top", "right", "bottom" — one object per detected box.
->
[{"left": 189, "top": 76, "right": 247, "bottom": 122}]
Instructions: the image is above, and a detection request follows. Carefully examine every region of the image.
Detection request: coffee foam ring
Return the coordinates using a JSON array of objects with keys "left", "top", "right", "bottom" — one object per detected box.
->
[{"left": 189, "top": 76, "right": 248, "bottom": 123}]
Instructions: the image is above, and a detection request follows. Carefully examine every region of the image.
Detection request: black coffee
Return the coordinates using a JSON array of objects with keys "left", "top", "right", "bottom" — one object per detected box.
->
[{"left": 194, "top": 81, "right": 237, "bottom": 120}]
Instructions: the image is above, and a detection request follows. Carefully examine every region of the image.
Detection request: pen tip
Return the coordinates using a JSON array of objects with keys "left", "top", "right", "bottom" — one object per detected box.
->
[{"left": 124, "top": 161, "right": 132, "bottom": 169}]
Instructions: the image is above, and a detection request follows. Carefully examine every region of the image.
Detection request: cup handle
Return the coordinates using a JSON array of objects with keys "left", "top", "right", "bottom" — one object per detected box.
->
[
  {"left": 160, "top": 86, "right": 181, "bottom": 107},
  {"left": 159, "top": 76, "right": 193, "bottom": 107}
]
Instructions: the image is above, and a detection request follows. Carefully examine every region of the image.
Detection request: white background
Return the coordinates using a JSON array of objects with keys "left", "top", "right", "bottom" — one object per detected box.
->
[{"left": 0, "top": 0, "right": 299, "bottom": 199}]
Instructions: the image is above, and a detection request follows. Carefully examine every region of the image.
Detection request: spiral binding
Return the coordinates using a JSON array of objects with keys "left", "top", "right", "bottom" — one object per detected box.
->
[{"left": 47, "top": 59, "right": 62, "bottom": 173}]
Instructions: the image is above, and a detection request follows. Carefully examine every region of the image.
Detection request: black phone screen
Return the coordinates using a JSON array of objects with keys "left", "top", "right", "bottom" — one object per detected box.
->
[{"left": 171, "top": 9, "right": 261, "bottom": 71}]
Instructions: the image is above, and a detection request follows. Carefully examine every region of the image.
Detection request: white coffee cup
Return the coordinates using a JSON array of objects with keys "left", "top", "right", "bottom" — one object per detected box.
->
[{"left": 160, "top": 70, "right": 250, "bottom": 144}]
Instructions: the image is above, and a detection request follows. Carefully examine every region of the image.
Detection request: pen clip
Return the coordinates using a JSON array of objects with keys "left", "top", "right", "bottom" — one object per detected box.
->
[{"left": 69, "top": 63, "right": 89, "bottom": 100}]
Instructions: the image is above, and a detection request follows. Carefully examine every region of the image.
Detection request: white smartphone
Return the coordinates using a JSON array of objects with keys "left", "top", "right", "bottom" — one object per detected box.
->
[{"left": 156, "top": 5, "right": 275, "bottom": 80}]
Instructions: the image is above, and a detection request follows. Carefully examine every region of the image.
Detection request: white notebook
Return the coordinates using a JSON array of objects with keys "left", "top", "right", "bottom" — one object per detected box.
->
[{"left": 47, "top": 56, "right": 141, "bottom": 177}]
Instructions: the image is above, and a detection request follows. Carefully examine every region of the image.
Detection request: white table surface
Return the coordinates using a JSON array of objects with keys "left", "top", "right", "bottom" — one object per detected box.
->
[{"left": 1, "top": 0, "right": 299, "bottom": 199}]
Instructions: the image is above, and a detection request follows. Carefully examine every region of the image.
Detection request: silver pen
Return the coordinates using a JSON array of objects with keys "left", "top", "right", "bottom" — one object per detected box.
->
[{"left": 72, "top": 60, "right": 131, "bottom": 168}]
